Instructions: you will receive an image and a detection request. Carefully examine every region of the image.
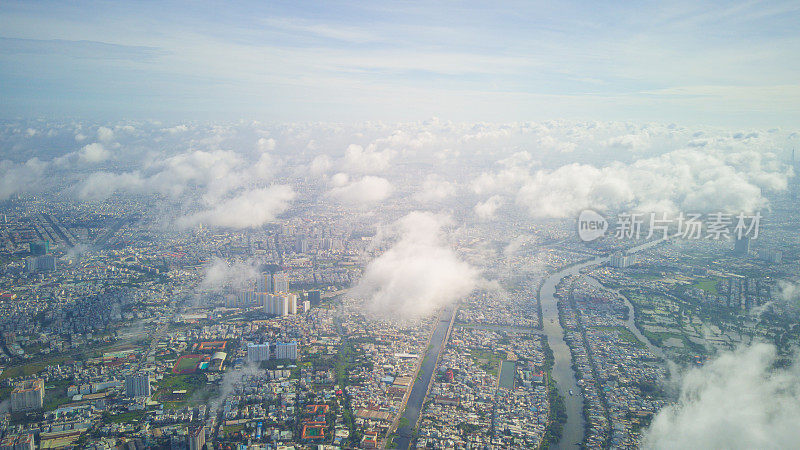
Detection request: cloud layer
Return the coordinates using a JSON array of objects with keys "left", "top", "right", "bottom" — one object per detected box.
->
[
  {"left": 354, "top": 211, "right": 479, "bottom": 316},
  {"left": 178, "top": 185, "right": 295, "bottom": 229},
  {"left": 643, "top": 343, "right": 800, "bottom": 449},
  {"left": 327, "top": 174, "right": 393, "bottom": 206}
]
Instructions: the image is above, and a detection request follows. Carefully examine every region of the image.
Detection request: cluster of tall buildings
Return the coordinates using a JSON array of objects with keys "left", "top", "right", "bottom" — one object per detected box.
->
[
  {"left": 722, "top": 276, "right": 772, "bottom": 310},
  {"left": 757, "top": 247, "right": 783, "bottom": 264},
  {"left": 610, "top": 252, "right": 635, "bottom": 268},
  {"left": 226, "top": 268, "right": 311, "bottom": 316},
  {"left": 24, "top": 239, "right": 57, "bottom": 272},
  {"left": 10, "top": 379, "right": 44, "bottom": 411},
  {"left": 28, "top": 240, "right": 50, "bottom": 256},
  {"left": 246, "top": 341, "right": 298, "bottom": 362}
]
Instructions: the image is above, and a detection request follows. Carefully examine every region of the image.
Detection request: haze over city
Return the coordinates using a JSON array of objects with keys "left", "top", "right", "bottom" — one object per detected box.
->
[{"left": 1, "top": 1, "right": 799, "bottom": 450}]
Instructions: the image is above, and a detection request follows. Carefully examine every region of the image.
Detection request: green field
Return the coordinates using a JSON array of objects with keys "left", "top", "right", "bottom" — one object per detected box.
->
[
  {"left": 174, "top": 355, "right": 201, "bottom": 372},
  {"left": 692, "top": 278, "right": 719, "bottom": 295},
  {"left": 590, "top": 326, "right": 646, "bottom": 348},
  {"left": 154, "top": 373, "right": 212, "bottom": 408},
  {"left": 103, "top": 410, "right": 146, "bottom": 424},
  {"left": 469, "top": 349, "right": 505, "bottom": 376},
  {"left": 0, "top": 355, "right": 72, "bottom": 380}
]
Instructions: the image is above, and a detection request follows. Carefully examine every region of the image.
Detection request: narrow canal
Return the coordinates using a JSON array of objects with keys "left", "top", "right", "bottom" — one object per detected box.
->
[{"left": 395, "top": 304, "right": 455, "bottom": 449}]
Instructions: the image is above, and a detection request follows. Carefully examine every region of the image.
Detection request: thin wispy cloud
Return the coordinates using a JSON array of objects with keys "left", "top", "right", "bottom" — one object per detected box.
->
[{"left": 0, "top": 1, "right": 798, "bottom": 124}]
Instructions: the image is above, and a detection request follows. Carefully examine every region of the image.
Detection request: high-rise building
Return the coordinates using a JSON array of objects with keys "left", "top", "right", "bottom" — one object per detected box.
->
[
  {"left": 10, "top": 379, "right": 44, "bottom": 411},
  {"left": 247, "top": 343, "right": 270, "bottom": 362},
  {"left": 275, "top": 342, "right": 298, "bottom": 360},
  {"left": 188, "top": 426, "right": 205, "bottom": 450},
  {"left": 25, "top": 255, "right": 57, "bottom": 272},
  {"left": 29, "top": 241, "right": 49, "bottom": 256},
  {"left": 294, "top": 237, "right": 310, "bottom": 253},
  {"left": 734, "top": 236, "right": 751, "bottom": 256},
  {"left": 306, "top": 290, "right": 321, "bottom": 305},
  {"left": 261, "top": 293, "right": 274, "bottom": 315},
  {"left": 227, "top": 290, "right": 255, "bottom": 308},
  {"left": 757, "top": 248, "right": 783, "bottom": 264},
  {"left": 609, "top": 253, "right": 634, "bottom": 268},
  {"left": 0, "top": 433, "right": 35, "bottom": 450},
  {"left": 272, "top": 271, "right": 289, "bottom": 293},
  {"left": 279, "top": 294, "right": 289, "bottom": 316},
  {"left": 263, "top": 292, "right": 296, "bottom": 316},
  {"left": 124, "top": 372, "right": 151, "bottom": 398},
  {"left": 256, "top": 271, "right": 273, "bottom": 294}
]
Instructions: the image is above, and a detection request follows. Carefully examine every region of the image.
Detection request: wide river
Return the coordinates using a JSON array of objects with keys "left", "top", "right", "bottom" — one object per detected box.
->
[
  {"left": 395, "top": 239, "right": 664, "bottom": 449},
  {"left": 541, "top": 239, "right": 666, "bottom": 448},
  {"left": 540, "top": 256, "right": 608, "bottom": 448}
]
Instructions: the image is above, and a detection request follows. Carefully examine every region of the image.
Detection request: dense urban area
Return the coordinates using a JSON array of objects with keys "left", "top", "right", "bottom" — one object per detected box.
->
[{"left": 1, "top": 120, "right": 799, "bottom": 450}]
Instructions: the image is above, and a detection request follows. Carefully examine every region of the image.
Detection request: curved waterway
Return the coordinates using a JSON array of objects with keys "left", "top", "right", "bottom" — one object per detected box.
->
[
  {"left": 540, "top": 256, "right": 608, "bottom": 449},
  {"left": 584, "top": 275, "right": 670, "bottom": 364},
  {"left": 541, "top": 239, "right": 667, "bottom": 448},
  {"left": 395, "top": 239, "right": 665, "bottom": 449}
]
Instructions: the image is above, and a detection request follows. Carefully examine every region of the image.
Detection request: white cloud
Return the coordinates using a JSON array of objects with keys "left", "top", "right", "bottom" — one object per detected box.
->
[
  {"left": 257, "top": 137, "right": 276, "bottom": 151},
  {"left": 200, "top": 257, "right": 259, "bottom": 292},
  {"left": 643, "top": 343, "right": 800, "bottom": 449},
  {"left": 343, "top": 144, "right": 396, "bottom": 173},
  {"left": 97, "top": 126, "right": 115, "bottom": 142},
  {"left": 78, "top": 142, "right": 110, "bottom": 163},
  {"left": 604, "top": 133, "right": 650, "bottom": 151},
  {"left": 78, "top": 171, "right": 146, "bottom": 200},
  {"left": 309, "top": 154, "right": 332, "bottom": 175},
  {"left": 177, "top": 185, "right": 295, "bottom": 229},
  {"left": 777, "top": 280, "right": 800, "bottom": 307},
  {"left": 250, "top": 153, "right": 275, "bottom": 180},
  {"left": 537, "top": 134, "right": 576, "bottom": 153},
  {"left": 515, "top": 147, "right": 791, "bottom": 218},
  {"left": 414, "top": 174, "right": 457, "bottom": 202},
  {"left": 76, "top": 145, "right": 284, "bottom": 206},
  {"left": 0, "top": 158, "right": 48, "bottom": 200},
  {"left": 164, "top": 124, "right": 189, "bottom": 134},
  {"left": 354, "top": 211, "right": 479, "bottom": 317},
  {"left": 327, "top": 175, "right": 392, "bottom": 206},
  {"left": 330, "top": 172, "right": 349, "bottom": 187},
  {"left": 474, "top": 195, "right": 504, "bottom": 220}
]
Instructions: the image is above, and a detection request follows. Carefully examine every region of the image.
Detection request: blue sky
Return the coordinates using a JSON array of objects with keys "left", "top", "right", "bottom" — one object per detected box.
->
[{"left": 1, "top": 0, "right": 798, "bottom": 125}]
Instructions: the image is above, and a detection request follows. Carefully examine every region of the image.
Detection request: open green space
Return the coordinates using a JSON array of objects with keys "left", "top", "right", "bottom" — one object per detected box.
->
[
  {"left": 154, "top": 373, "right": 212, "bottom": 408},
  {"left": 174, "top": 355, "right": 201, "bottom": 372},
  {"left": 691, "top": 278, "right": 719, "bottom": 295},
  {"left": 0, "top": 355, "right": 74, "bottom": 380},
  {"left": 590, "top": 326, "right": 646, "bottom": 348},
  {"left": 469, "top": 349, "right": 505, "bottom": 376},
  {"left": 103, "top": 410, "right": 147, "bottom": 424}
]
